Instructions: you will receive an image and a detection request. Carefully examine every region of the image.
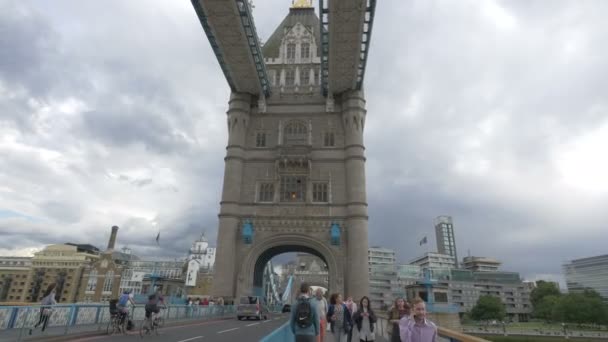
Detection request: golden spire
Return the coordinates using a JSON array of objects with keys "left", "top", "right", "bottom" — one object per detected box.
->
[{"left": 292, "top": 0, "right": 313, "bottom": 8}]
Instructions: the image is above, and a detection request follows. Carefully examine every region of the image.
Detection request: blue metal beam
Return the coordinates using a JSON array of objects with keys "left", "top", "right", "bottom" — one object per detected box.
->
[
  {"left": 234, "top": 0, "right": 271, "bottom": 97},
  {"left": 356, "top": 0, "right": 377, "bottom": 90},
  {"left": 191, "top": 0, "right": 271, "bottom": 97},
  {"left": 191, "top": 0, "right": 237, "bottom": 93},
  {"left": 319, "top": 0, "right": 329, "bottom": 96}
]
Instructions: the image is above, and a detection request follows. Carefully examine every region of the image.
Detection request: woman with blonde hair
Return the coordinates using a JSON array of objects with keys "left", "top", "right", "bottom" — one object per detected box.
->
[{"left": 386, "top": 297, "right": 410, "bottom": 342}]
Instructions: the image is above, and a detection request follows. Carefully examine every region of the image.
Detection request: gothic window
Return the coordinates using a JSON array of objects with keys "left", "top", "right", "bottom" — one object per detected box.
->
[
  {"left": 286, "top": 43, "right": 296, "bottom": 59},
  {"left": 284, "top": 121, "right": 307, "bottom": 145},
  {"left": 103, "top": 271, "right": 114, "bottom": 292},
  {"left": 86, "top": 270, "right": 97, "bottom": 291},
  {"left": 313, "top": 183, "right": 329, "bottom": 202},
  {"left": 301, "top": 43, "right": 310, "bottom": 58},
  {"left": 256, "top": 132, "right": 266, "bottom": 147},
  {"left": 258, "top": 183, "right": 274, "bottom": 202},
  {"left": 301, "top": 67, "right": 310, "bottom": 85},
  {"left": 280, "top": 176, "right": 306, "bottom": 202},
  {"left": 323, "top": 132, "right": 335, "bottom": 147},
  {"left": 285, "top": 69, "right": 295, "bottom": 86}
]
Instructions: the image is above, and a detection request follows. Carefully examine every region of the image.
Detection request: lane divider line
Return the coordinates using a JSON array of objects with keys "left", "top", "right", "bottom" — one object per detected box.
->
[
  {"left": 246, "top": 322, "right": 260, "bottom": 326},
  {"left": 217, "top": 327, "right": 239, "bottom": 334},
  {"left": 176, "top": 336, "right": 204, "bottom": 342}
]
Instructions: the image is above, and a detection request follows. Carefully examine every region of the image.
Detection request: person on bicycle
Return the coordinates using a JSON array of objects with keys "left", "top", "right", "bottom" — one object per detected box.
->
[
  {"left": 145, "top": 290, "right": 165, "bottom": 323},
  {"left": 117, "top": 290, "right": 135, "bottom": 326}
]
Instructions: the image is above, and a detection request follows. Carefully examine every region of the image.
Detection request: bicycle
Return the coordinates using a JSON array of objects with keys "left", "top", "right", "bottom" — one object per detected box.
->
[
  {"left": 107, "top": 299, "right": 127, "bottom": 335},
  {"left": 106, "top": 312, "right": 127, "bottom": 335},
  {"left": 139, "top": 308, "right": 165, "bottom": 337}
]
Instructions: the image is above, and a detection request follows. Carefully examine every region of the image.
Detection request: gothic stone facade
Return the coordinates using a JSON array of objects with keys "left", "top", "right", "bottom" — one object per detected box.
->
[{"left": 212, "top": 7, "right": 369, "bottom": 301}]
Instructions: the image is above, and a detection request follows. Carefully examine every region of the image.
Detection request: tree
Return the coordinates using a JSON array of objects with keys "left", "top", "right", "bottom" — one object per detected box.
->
[
  {"left": 531, "top": 281, "right": 561, "bottom": 309},
  {"left": 552, "top": 293, "right": 608, "bottom": 325},
  {"left": 471, "top": 295, "right": 506, "bottom": 322},
  {"left": 534, "top": 295, "right": 560, "bottom": 321}
]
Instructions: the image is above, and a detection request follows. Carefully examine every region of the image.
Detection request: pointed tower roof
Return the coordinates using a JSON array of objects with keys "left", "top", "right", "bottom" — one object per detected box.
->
[{"left": 262, "top": 7, "right": 321, "bottom": 59}]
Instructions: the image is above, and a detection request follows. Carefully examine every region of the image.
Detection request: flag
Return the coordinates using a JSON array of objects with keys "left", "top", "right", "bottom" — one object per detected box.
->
[
  {"left": 155, "top": 231, "right": 160, "bottom": 245},
  {"left": 419, "top": 236, "right": 427, "bottom": 246}
]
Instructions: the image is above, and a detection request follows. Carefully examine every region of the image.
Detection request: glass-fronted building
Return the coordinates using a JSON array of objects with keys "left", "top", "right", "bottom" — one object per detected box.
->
[{"left": 563, "top": 254, "right": 608, "bottom": 303}]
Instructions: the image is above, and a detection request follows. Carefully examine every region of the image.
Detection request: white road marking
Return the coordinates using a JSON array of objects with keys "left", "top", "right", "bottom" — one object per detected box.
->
[
  {"left": 274, "top": 317, "right": 282, "bottom": 320},
  {"left": 261, "top": 320, "right": 271, "bottom": 323},
  {"left": 217, "top": 327, "right": 239, "bottom": 334},
  {"left": 246, "top": 322, "right": 260, "bottom": 326},
  {"left": 176, "top": 336, "right": 204, "bottom": 342}
]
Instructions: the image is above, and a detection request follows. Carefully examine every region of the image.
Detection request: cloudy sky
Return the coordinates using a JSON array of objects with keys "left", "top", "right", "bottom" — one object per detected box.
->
[{"left": 1, "top": 0, "right": 607, "bottom": 286}]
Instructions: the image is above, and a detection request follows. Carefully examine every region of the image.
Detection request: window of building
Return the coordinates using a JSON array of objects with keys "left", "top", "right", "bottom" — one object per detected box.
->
[
  {"left": 280, "top": 176, "right": 306, "bottom": 202},
  {"left": 301, "top": 68, "right": 310, "bottom": 85},
  {"left": 312, "top": 183, "right": 329, "bottom": 202},
  {"left": 256, "top": 132, "right": 266, "bottom": 147},
  {"left": 258, "top": 183, "right": 274, "bottom": 202},
  {"left": 323, "top": 132, "right": 335, "bottom": 147},
  {"left": 284, "top": 121, "right": 307, "bottom": 145},
  {"left": 103, "top": 271, "right": 113, "bottom": 292},
  {"left": 301, "top": 43, "right": 310, "bottom": 58},
  {"left": 285, "top": 69, "right": 295, "bottom": 86},
  {"left": 86, "top": 270, "right": 97, "bottom": 291},
  {"left": 286, "top": 43, "right": 296, "bottom": 59}
]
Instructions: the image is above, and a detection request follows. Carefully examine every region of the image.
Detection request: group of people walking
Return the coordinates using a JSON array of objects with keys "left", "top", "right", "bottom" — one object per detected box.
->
[{"left": 290, "top": 283, "right": 437, "bottom": 342}]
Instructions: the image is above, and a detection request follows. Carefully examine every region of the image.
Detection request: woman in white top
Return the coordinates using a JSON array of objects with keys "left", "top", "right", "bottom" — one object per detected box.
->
[
  {"left": 352, "top": 296, "right": 377, "bottom": 342},
  {"left": 30, "top": 284, "right": 57, "bottom": 335}
]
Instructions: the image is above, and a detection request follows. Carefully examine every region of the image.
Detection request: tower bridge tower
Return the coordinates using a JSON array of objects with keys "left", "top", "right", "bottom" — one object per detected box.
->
[{"left": 191, "top": 0, "right": 377, "bottom": 301}]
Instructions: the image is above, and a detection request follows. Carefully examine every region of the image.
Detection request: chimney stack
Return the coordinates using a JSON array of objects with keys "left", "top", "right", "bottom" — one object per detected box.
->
[{"left": 107, "top": 226, "right": 119, "bottom": 250}]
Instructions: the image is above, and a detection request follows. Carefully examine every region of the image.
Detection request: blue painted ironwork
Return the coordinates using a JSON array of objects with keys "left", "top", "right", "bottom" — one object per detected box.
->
[
  {"left": 356, "top": 0, "right": 377, "bottom": 90},
  {"left": 234, "top": 0, "right": 271, "bottom": 97},
  {"left": 0, "top": 303, "right": 236, "bottom": 341},
  {"left": 243, "top": 219, "right": 253, "bottom": 244},
  {"left": 330, "top": 222, "right": 341, "bottom": 245},
  {"left": 318, "top": 0, "right": 376, "bottom": 95},
  {"left": 319, "top": 0, "right": 330, "bottom": 96},
  {"left": 191, "top": 0, "right": 237, "bottom": 93}
]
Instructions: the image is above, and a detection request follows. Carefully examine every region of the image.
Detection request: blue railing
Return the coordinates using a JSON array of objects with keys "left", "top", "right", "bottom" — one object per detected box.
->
[
  {"left": 259, "top": 321, "right": 293, "bottom": 342},
  {"left": 0, "top": 304, "right": 235, "bottom": 341}
]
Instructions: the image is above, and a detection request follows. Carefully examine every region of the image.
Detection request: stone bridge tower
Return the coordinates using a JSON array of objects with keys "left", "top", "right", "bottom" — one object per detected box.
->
[{"left": 191, "top": 0, "right": 376, "bottom": 302}]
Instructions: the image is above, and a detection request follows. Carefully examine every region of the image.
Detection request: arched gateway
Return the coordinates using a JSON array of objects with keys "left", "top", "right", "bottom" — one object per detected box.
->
[{"left": 191, "top": 1, "right": 375, "bottom": 302}]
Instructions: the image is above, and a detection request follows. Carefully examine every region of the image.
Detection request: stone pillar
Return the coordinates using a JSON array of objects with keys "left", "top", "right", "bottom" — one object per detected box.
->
[
  {"left": 342, "top": 90, "right": 370, "bottom": 300},
  {"left": 107, "top": 226, "right": 119, "bottom": 250},
  {"left": 212, "top": 92, "right": 251, "bottom": 302}
]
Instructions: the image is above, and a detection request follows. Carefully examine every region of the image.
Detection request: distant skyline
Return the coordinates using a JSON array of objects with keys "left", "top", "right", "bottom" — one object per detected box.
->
[{"left": 2, "top": 0, "right": 608, "bottom": 289}]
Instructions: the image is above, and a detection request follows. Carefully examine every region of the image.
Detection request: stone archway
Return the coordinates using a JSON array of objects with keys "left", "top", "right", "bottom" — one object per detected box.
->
[{"left": 236, "top": 234, "right": 343, "bottom": 299}]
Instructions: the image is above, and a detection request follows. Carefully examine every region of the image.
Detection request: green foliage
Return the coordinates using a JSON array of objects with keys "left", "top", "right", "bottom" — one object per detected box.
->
[
  {"left": 471, "top": 295, "right": 506, "bottom": 321},
  {"left": 534, "top": 295, "right": 560, "bottom": 320},
  {"left": 531, "top": 281, "right": 561, "bottom": 309},
  {"left": 552, "top": 293, "right": 607, "bottom": 325}
]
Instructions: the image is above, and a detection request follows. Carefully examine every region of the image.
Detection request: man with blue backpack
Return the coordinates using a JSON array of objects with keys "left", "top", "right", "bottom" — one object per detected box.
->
[
  {"left": 117, "top": 290, "right": 135, "bottom": 329},
  {"left": 290, "top": 283, "right": 319, "bottom": 342}
]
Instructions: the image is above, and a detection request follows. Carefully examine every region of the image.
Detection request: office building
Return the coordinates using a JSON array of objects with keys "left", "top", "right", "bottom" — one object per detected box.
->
[
  {"left": 435, "top": 216, "right": 458, "bottom": 267},
  {"left": 563, "top": 254, "right": 608, "bottom": 302},
  {"left": 462, "top": 256, "right": 501, "bottom": 272}
]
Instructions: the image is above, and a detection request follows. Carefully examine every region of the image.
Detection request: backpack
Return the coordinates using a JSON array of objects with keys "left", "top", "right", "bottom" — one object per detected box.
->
[
  {"left": 295, "top": 298, "right": 313, "bottom": 328},
  {"left": 118, "top": 294, "right": 129, "bottom": 307}
]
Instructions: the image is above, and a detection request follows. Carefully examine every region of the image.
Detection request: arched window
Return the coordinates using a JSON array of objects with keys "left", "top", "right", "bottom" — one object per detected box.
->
[
  {"left": 86, "top": 270, "right": 97, "bottom": 291},
  {"left": 103, "top": 271, "right": 114, "bottom": 292},
  {"left": 284, "top": 121, "right": 307, "bottom": 145}
]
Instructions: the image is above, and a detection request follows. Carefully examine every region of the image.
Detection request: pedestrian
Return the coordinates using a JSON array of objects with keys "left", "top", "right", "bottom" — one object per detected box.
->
[
  {"left": 290, "top": 283, "right": 319, "bottom": 342},
  {"left": 352, "top": 296, "right": 377, "bottom": 342},
  {"left": 311, "top": 288, "right": 329, "bottom": 342},
  {"left": 345, "top": 297, "right": 358, "bottom": 342},
  {"left": 387, "top": 297, "right": 410, "bottom": 342},
  {"left": 399, "top": 297, "right": 437, "bottom": 342},
  {"left": 327, "top": 293, "right": 353, "bottom": 342},
  {"left": 29, "top": 284, "right": 57, "bottom": 335}
]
